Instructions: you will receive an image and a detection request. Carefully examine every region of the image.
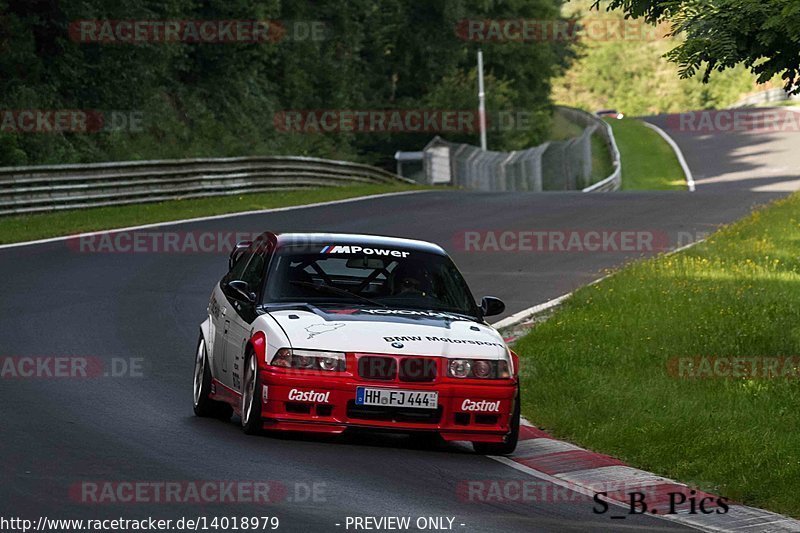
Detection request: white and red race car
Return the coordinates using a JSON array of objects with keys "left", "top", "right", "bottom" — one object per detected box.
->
[{"left": 193, "top": 233, "right": 520, "bottom": 454}]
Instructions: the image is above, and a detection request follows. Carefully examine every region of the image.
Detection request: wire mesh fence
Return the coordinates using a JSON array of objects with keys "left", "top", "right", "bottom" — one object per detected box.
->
[{"left": 416, "top": 106, "right": 620, "bottom": 192}]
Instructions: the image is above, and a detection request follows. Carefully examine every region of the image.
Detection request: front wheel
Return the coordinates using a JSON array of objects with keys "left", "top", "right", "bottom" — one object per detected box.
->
[
  {"left": 193, "top": 337, "right": 232, "bottom": 419},
  {"left": 472, "top": 387, "right": 520, "bottom": 455},
  {"left": 241, "top": 353, "right": 263, "bottom": 435}
]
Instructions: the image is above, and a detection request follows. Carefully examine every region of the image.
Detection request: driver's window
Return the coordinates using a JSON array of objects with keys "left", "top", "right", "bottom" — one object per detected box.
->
[
  {"left": 240, "top": 239, "right": 273, "bottom": 289},
  {"left": 228, "top": 250, "right": 253, "bottom": 281},
  {"left": 241, "top": 253, "right": 266, "bottom": 287}
]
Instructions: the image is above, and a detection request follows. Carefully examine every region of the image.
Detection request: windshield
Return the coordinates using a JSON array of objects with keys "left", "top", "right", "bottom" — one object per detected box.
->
[{"left": 264, "top": 244, "right": 478, "bottom": 318}]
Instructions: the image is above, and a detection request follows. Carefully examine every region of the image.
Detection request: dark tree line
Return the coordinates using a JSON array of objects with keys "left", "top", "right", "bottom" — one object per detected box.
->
[{"left": 0, "top": 0, "right": 574, "bottom": 167}]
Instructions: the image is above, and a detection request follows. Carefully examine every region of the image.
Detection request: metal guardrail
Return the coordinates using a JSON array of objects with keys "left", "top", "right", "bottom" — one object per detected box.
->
[
  {"left": 731, "top": 88, "right": 800, "bottom": 108},
  {"left": 555, "top": 106, "right": 622, "bottom": 192},
  {"left": 581, "top": 121, "right": 621, "bottom": 192},
  {"left": 0, "top": 156, "right": 412, "bottom": 216},
  {"left": 416, "top": 106, "right": 621, "bottom": 192}
]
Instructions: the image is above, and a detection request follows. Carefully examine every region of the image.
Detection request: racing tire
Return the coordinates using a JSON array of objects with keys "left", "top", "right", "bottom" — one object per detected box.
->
[
  {"left": 193, "top": 337, "right": 233, "bottom": 419},
  {"left": 241, "top": 352, "right": 263, "bottom": 435},
  {"left": 472, "top": 387, "right": 520, "bottom": 456}
]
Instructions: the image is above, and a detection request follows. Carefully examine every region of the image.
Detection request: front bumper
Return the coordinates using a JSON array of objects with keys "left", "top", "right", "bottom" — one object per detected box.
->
[{"left": 258, "top": 357, "right": 517, "bottom": 443}]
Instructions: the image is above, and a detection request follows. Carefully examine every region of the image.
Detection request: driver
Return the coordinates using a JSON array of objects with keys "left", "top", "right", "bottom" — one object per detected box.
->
[{"left": 391, "top": 260, "right": 433, "bottom": 296}]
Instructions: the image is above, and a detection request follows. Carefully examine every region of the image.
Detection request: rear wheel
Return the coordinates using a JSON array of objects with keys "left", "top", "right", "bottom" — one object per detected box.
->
[
  {"left": 472, "top": 387, "right": 520, "bottom": 456},
  {"left": 241, "top": 353, "right": 263, "bottom": 435},
  {"left": 193, "top": 337, "right": 232, "bottom": 419}
]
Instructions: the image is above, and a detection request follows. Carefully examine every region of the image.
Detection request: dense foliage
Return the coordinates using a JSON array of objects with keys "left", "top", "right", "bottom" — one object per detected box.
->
[
  {"left": 593, "top": 0, "right": 800, "bottom": 94},
  {"left": 554, "top": 3, "right": 760, "bottom": 115},
  {"left": 0, "top": 0, "right": 573, "bottom": 167},
  {"left": 553, "top": 0, "right": 765, "bottom": 115}
]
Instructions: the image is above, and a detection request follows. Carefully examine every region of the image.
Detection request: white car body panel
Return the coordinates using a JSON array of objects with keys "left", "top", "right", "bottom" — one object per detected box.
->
[{"left": 263, "top": 309, "right": 507, "bottom": 360}]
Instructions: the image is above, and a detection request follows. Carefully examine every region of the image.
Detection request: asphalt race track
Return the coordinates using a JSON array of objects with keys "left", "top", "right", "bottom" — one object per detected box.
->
[{"left": 1, "top": 113, "right": 798, "bottom": 532}]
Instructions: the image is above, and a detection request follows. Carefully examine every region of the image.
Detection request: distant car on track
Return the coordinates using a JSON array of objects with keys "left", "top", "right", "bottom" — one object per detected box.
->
[
  {"left": 595, "top": 109, "right": 625, "bottom": 119},
  {"left": 193, "top": 232, "right": 520, "bottom": 454}
]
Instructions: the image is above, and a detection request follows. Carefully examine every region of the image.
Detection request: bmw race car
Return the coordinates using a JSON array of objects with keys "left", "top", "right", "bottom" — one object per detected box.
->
[{"left": 193, "top": 233, "right": 520, "bottom": 454}]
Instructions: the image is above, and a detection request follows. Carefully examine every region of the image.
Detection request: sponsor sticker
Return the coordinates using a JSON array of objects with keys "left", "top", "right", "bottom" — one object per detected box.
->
[
  {"left": 364, "top": 309, "right": 470, "bottom": 321},
  {"left": 320, "top": 245, "right": 410, "bottom": 257},
  {"left": 460, "top": 399, "right": 501, "bottom": 412},
  {"left": 287, "top": 389, "right": 331, "bottom": 403}
]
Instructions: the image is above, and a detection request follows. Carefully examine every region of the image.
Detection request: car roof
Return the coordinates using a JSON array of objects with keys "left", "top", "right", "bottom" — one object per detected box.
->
[{"left": 273, "top": 232, "right": 447, "bottom": 256}]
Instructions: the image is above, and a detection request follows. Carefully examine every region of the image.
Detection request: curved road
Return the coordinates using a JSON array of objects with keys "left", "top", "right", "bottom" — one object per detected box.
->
[{"left": 2, "top": 110, "right": 798, "bottom": 532}]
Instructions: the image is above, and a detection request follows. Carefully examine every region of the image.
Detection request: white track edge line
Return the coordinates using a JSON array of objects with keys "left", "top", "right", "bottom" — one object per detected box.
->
[
  {"left": 492, "top": 236, "right": 708, "bottom": 330},
  {"left": 0, "top": 189, "right": 430, "bottom": 251},
  {"left": 491, "top": 293, "right": 572, "bottom": 329},
  {"left": 642, "top": 121, "right": 696, "bottom": 192},
  {"left": 491, "top": 272, "right": 611, "bottom": 329}
]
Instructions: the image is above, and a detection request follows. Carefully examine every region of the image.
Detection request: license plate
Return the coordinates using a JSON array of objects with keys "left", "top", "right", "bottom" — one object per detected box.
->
[{"left": 356, "top": 387, "right": 438, "bottom": 409}]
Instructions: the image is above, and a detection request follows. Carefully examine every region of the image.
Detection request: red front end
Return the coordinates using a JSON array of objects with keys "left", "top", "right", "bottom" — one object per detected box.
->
[{"left": 256, "top": 352, "right": 517, "bottom": 443}]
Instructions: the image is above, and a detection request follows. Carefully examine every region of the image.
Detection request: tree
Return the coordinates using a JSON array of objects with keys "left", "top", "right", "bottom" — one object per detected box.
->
[
  {"left": 0, "top": 0, "right": 574, "bottom": 166},
  {"left": 593, "top": 0, "right": 800, "bottom": 94}
]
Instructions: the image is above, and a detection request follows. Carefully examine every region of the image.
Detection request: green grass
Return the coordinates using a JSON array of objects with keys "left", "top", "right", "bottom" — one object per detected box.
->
[
  {"left": 550, "top": 111, "right": 670, "bottom": 188},
  {"left": 608, "top": 118, "right": 687, "bottom": 191},
  {"left": 515, "top": 192, "right": 800, "bottom": 517},
  {"left": 590, "top": 131, "right": 615, "bottom": 184},
  {"left": 548, "top": 108, "right": 614, "bottom": 185},
  {"left": 0, "top": 184, "right": 422, "bottom": 245}
]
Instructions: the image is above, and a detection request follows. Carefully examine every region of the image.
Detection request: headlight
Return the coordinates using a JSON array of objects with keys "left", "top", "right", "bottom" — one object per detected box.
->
[
  {"left": 449, "top": 359, "right": 472, "bottom": 378},
  {"left": 269, "top": 348, "right": 346, "bottom": 372},
  {"left": 448, "top": 359, "right": 510, "bottom": 379},
  {"left": 318, "top": 356, "right": 341, "bottom": 371},
  {"left": 472, "top": 360, "right": 492, "bottom": 378}
]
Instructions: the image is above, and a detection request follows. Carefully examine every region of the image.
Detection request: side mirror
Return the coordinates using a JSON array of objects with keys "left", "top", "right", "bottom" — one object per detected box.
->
[
  {"left": 226, "top": 280, "right": 257, "bottom": 304},
  {"left": 480, "top": 296, "right": 505, "bottom": 318},
  {"left": 229, "top": 241, "right": 252, "bottom": 271}
]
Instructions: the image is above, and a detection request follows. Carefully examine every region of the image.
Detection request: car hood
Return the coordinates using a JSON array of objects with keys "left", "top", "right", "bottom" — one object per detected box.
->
[{"left": 266, "top": 306, "right": 508, "bottom": 359}]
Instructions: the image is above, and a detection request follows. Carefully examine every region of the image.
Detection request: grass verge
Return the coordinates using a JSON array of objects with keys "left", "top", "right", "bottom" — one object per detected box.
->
[
  {"left": 590, "top": 131, "right": 615, "bottom": 184},
  {"left": 0, "top": 184, "right": 422, "bottom": 245},
  {"left": 608, "top": 118, "right": 687, "bottom": 191},
  {"left": 515, "top": 192, "right": 800, "bottom": 516}
]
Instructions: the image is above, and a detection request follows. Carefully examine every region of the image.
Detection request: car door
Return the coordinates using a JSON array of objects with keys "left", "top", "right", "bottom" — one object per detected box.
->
[
  {"left": 226, "top": 239, "right": 272, "bottom": 393},
  {"left": 215, "top": 245, "right": 257, "bottom": 390}
]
